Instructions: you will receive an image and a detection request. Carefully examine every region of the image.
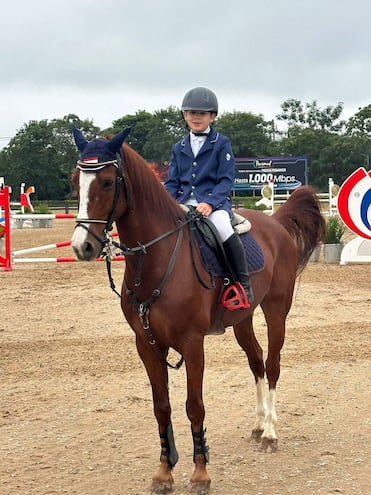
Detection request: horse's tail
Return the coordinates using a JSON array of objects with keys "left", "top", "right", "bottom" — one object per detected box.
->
[{"left": 273, "top": 186, "right": 326, "bottom": 275}]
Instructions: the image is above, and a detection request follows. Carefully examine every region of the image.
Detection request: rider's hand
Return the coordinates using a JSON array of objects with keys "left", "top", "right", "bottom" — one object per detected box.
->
[{"left": 196, "top": 202, "right": 212, "bottom": 217}]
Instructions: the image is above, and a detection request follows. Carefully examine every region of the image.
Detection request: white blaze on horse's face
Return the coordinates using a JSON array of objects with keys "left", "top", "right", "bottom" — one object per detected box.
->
[{"left": 71, "top": 172, "right": 96, "bottom": 257}]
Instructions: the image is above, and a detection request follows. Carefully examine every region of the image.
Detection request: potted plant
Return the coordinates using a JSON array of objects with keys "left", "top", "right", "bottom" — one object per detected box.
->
[
  {"left": 323, "top": 215, "right": 346, "bottom": 263},
  {"left": 309, "top": 243, "right": 321, "bottom": 262},
  {"left": 31, "top": 204, "right": 54, "bottom": 228}
]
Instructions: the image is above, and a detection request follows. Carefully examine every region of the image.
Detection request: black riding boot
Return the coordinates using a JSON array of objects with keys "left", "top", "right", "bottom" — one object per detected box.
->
[{"left": 223, "top": 233, "right": 254, "bottom": 304}]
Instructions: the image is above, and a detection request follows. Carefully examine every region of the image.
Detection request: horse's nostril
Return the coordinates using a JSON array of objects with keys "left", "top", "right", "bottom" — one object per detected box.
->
[
  {"left": 82, "top": 241, "right": 97, "bottom": 260},
  {"left": 84, "top": 241, "right": 93, "bottom": 255},
  {"left": 72, "top": 241, "right": 96, "bottom": 261}
]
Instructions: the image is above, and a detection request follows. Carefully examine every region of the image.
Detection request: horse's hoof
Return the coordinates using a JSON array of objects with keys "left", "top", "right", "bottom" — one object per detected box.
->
[
  {"left": 250, "top": 428, "right": 263, "bottom": 442},
  {"left": 189, "top": 480, "right": 211, "bottom": 495},
  {"left": 260, "top": 436, "right": 278, "bottom": 453},
  {"left": 150, "top": 478, "right": 174, "bottom": 494}
]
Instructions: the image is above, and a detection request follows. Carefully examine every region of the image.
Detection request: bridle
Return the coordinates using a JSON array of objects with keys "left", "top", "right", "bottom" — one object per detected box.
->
[{"left": 75, "top": 151, "right": 129, "bottom": 247}]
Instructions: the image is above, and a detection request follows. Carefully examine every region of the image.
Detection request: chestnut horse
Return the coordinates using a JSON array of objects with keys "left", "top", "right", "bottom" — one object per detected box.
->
[{"left": 71, "top": 128, "right": 325, "bottom": 494}]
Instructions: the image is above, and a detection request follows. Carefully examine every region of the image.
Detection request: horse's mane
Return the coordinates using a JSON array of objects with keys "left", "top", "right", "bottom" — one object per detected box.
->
[{"left": 122, "top": 144, "right": 183, "bottom": 225}]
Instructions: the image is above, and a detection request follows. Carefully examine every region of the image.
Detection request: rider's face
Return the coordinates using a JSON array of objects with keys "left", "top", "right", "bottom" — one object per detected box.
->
[{"left": 183, "top": 111, "right": 216, "bottom": 133}]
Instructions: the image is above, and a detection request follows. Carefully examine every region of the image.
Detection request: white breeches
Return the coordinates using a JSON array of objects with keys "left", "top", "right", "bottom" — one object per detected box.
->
[{"left": 208, "top": 210, "right": 234, "bottom": 242}]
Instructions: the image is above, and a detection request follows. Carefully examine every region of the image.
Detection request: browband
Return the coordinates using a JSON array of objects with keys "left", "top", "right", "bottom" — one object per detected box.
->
[{"left": 76, "top": 159, "right": 119, "bottom": 172}]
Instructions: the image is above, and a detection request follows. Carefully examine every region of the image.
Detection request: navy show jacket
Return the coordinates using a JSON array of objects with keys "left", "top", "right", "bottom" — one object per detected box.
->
[{"left": 164, "top": 128, "right": 235, "bottom": 214}]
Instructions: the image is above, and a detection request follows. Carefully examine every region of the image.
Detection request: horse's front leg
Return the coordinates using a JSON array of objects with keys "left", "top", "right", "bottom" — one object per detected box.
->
[
  {"left": 185, "top": 341, "right": 211, "bottom": 495},
  {"left": 135, "top": 335, "right": 178, "bottom": 494}
]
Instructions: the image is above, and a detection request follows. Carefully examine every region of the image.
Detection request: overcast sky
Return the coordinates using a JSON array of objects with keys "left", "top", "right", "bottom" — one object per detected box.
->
[{"left": 1, "top": 0, "right": 370, "bottom": 148}]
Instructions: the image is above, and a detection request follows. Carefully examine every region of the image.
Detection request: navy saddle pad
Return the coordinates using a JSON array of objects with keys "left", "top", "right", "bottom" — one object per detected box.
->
[{"left": 197, "top": 232, "right": 264, "bottom": 277}]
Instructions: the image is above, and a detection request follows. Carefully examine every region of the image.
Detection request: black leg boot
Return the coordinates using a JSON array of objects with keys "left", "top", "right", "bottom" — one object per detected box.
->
[{"left": 223, "top": 233, "right": 254, "bottom": 304}]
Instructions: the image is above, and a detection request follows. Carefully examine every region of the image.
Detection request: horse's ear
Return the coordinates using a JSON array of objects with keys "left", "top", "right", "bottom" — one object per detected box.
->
[
  {"left": 106, "top": 126, "right": 133, "bottom": 154},
  {"left": 72, "top": 126, "right": 89, "bottom": 152}
]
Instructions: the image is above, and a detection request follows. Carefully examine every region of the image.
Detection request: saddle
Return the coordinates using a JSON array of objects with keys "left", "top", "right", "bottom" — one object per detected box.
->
[
  {"left": 184, "top": 208, "right": 259, "bottom": 291},
  {"left": 183, "top": 207, "right": 264, "bottom": 334}
]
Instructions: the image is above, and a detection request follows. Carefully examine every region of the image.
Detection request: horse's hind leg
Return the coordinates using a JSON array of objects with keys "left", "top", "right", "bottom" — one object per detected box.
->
[
  {"left": 135, "top": 336, "right": 177, "bottom": 494},
  {"left": 259, "top": 298, "right": 288, "bottom": 452},
  {"left": 233, "top": 315, "right": 267, "bottom": 442}
]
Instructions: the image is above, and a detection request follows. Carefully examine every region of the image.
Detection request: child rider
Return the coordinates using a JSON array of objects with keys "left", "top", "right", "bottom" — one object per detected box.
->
[{"left": 164, "top": 86, "right": 254, "bottom": 306}]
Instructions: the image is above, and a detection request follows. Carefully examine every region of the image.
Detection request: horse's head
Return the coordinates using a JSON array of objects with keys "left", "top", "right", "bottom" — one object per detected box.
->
[{"left": 71, "top": 127, "right": 132, "bottom": 261}]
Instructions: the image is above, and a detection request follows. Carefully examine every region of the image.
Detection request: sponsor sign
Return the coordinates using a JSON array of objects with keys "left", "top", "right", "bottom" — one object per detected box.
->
[{"left": 234, "top": 156, "right": 308, "bottom": 191}]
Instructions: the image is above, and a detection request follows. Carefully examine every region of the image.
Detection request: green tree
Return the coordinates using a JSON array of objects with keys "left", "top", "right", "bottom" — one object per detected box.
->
[
  {"left": 109, "top": 110, "right": 154, "bottom": 157},
  {"left": 315, "top": 134, "right": 368, "bottom": 188},
  {"left": 0, "top": 115, "right": 99, "bottom": 200},
  {"left": 346, "top": 105, "right": 371, "bottom": 168},
  {"left": 277, "top": 127, "right": 369, "bottom": 189},
  {"left": 1, "top": 99, "right": 369, "bottom": 200},
  {"left": 346, "top": 104, "right": 371, "bottom": 137},
  {"left": 143, "top": 106, "right": 185, "bottom": 164},
  {"left": 277, "top": 99, "right": 345, "bottom": 133},
  {"left": 274, "top": 99, "right": 369, "bottom": 190},
  {"left": 0, "top": 149, "right": 11, "bottom": 186},
  {"left": 276, "top": 127, "right": 331, "bottom": 188},
  {"left": 215, "top": 111, "right": 274, "bottom": 157}
]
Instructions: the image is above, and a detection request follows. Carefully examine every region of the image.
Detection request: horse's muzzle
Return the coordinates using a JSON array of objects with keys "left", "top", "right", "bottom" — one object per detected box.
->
[{"left": 71, "top": 226, "right": 102, "bottom": 261}]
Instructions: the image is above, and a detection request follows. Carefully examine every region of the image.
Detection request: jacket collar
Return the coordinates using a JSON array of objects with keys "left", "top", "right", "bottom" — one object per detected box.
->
[{"left": 181, "top": 128, "right": 219, "bottom": 156}]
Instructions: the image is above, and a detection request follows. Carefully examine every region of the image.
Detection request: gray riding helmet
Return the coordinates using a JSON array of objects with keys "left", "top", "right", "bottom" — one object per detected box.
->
[{"left": 181, "top": 87, "right": 218, "bottom": 114}]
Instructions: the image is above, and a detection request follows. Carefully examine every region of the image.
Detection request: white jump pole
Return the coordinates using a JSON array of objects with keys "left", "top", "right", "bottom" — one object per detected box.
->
[
  {"left": 13, "top": 240, "right": 72, "bottom": 257},
  {"left": 11, "top": 232, "right": 122, "bottom": 265},
  {"left": 13, "top": 255, "right": 125, "bottom": 264},
  {"left": 12, "top": 213, "right": 77, "bottom": 220}
]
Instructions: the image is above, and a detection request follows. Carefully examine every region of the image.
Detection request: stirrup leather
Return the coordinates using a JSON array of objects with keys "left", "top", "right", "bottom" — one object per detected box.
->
[{"left": 221, "top": 282, "right": 250, "bottom": 310}]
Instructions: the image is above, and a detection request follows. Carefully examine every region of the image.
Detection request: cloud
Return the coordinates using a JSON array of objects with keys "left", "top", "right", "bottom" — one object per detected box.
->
[{"left": 0, "top": 0, "right": 370, "bottom": 144}]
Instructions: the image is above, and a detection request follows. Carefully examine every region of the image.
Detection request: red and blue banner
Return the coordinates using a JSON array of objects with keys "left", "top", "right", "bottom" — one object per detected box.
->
[{"left": 338, "top": 167, "right": 371, "bottom": 240}]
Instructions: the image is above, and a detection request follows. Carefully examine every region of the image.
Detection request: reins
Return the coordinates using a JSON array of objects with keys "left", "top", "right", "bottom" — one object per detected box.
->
[
  {"left": 101, "top": 212, "right": 216, "bottom": 371},
  {"left": 104, "top": 223, "right": 189, "bottom": 370},
  {"left": 103, "top": 216, "right": 191, "bottom": 298},
  {"left": 126, "top": 226, "right": 185, "bottom": 370}
]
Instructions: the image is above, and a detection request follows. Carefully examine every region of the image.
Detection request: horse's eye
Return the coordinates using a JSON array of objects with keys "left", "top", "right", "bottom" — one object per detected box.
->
[{"left": 102, "top": 179, "right": 114, "bottom": 189}]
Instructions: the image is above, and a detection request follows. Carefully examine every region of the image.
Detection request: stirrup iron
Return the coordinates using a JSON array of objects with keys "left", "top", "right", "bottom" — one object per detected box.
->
[{"left": 221, "top": 282, "right": 250, "bottom": 310}]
